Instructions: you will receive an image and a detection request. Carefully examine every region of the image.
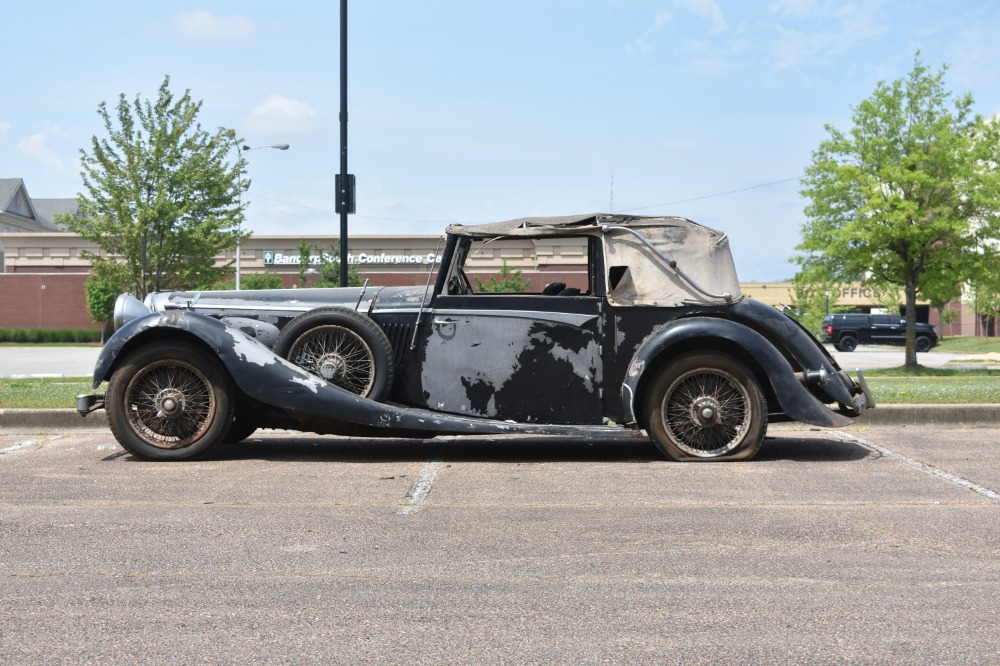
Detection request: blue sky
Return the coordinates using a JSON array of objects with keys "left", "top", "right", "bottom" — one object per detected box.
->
[{"left": 3, "top": 1, "right": 999, "bottom": 280}]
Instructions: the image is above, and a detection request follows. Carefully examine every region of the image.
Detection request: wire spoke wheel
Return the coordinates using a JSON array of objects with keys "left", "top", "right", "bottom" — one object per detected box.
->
[
  {"left": 106, "top": 341, "right": 234, "bottom": 460},
  {"left": 644, "top": 352, "right": 767, "bottom": 462},
  {"left": 124, "top": 359, "right": 218, "bottom": 449},
  {"left": 288, "top": 325, "right": 376, "bottom": 396},
  {"left": 661, "top": 368, "right": 751, "bottom": 457},
  {"left": 274, "top": 307, "right": 395, "bottom": 401}
]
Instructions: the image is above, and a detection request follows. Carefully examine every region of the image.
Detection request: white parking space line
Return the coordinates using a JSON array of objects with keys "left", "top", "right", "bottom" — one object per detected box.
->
[
  {"left": 839, "top": 432, "right": 1000, "bottom": 503},
  {"left": 0, "top": 440, "right": 39, "bottom": 455},
  {"left": 397, "top": 460, "right": 442, "bottom": 515}
]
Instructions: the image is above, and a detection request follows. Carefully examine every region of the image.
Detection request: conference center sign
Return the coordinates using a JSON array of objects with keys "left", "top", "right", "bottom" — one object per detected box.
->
[{"left": 263, "top": 251, "right": 444, "bottom": 266}]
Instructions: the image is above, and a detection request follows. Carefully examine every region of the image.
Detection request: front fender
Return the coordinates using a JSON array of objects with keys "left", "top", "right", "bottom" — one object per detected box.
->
[
  {"left": 621, "top": 317, "right": 853, "bottom": 429},
  {"left": 93, "top": 310, "right": 232, "bottom": 387}
]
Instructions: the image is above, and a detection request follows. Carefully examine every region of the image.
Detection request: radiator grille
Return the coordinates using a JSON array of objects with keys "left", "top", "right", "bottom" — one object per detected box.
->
[{"left": 381, "top": 322, "right": 413, "bottom": 367}]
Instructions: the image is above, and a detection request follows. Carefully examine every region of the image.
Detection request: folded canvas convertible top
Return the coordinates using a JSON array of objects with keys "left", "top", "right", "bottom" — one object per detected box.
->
[{"left": 448, "top": 213, "right": 743, "bottom": 307}]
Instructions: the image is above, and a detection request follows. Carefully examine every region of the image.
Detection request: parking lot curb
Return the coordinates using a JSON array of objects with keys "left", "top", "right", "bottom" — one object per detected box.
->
[
  {"left": 855, "top": 404, "right": 1000, "bottom": 427},
  {"left": 1, "top": 405, "right": 998, "bottom": 434},
  {"left": 0, "top": 409, "right": 108, "bottom": 432}
]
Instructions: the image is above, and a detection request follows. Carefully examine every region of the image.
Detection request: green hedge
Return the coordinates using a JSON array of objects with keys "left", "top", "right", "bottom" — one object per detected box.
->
[{"left": 0, "top": 329, "right": 103, "bottom": 343}]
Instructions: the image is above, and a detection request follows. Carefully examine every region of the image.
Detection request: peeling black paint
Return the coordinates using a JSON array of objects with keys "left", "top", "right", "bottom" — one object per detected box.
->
[{"left": 461, "top": 376, "right": 495, "bottom": 415}]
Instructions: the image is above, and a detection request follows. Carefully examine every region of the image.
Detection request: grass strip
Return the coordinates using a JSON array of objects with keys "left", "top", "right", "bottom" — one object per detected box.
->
[
  {"left": 0, "top": 378, "right": 95, "bottom": 409},
  {"left": 936, "top": 337, "right": 1000, "bottom": 353},
  {"left": 1, "top": 371, "right": 998, "bottom": 409}
]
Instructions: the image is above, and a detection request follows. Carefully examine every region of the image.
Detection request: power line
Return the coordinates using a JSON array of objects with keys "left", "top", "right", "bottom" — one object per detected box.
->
[
  {"left": 251, "top": 194, "right": 468, "bottom": 224},
  {"left": 249, "top": 175, "right": 805, "bottom": 225},
  {"left": 620, "top": 176, "right": 804, "bottom": 213}
]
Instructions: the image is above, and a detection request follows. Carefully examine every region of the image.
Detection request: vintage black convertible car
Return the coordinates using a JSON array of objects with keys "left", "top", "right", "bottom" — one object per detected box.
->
[{"left": 77, "top": 213, "right": 873, "bottom": 462}]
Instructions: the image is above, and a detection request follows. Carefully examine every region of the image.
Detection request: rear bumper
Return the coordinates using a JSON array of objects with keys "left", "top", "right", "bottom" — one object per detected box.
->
[{"left": 837, "top": 370, "right": 875, "bottom": 417}]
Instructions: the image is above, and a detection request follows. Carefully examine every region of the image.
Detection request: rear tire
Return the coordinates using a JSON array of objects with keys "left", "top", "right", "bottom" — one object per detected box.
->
[
  {"left": 836, "top": 335, "right": 857, "bottom": 352},
  {"left": 106, "top": 341, "right": 234, "bottom": 461},
  {"left": 644, "top": 352, "right": 767, "bottom": 462}
]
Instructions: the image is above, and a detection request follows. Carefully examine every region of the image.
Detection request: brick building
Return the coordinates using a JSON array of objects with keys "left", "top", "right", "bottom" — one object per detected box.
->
[
  {"left": 0, "top": 229, "right": 595, "bottom": 330},
  {"left": 0, "top": 177, "right": 987, "bottom": 335}
]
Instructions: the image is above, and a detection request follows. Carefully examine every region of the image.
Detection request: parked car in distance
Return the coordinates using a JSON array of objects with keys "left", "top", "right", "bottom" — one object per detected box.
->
[
  {"left": 78, "top": 213, "right": 874, "bottom": 463},
  {"left": 822, "top": 313, "right": 938, "bottom": 352}
]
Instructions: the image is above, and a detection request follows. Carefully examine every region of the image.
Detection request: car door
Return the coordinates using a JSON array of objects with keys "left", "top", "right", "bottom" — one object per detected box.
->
[
  {"left": 416, "top": 292, "right": 605, "bottom": 424},
  {"left": 870, "top": 315, "right": 903, "bottom": 344}
]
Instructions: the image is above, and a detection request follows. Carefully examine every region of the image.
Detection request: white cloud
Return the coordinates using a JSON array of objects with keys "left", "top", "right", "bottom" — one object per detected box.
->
[
  {"left": 626, "top": 10, "right": 672, "bottom": 55},
  {"left": 171, "top": 11, "right": 255, "bottom": 39},
  {"left": 772, "top": 25, "right": 814, "bottom": 70},
  {"left": 0, "top": 120, "right": 10, "bottom": 137},
  {"left": 676, "top": 0, "right": 728, "bottom": 34},
  {"left": 16, "top": 129, "right": 65, "bottom": 172},
  {"left": 686, "top": 56, "right": 742, "bottom": 75},
  {"left": 948, "top": 23, "right": 1000, "bottom": 96},
  {"left": 765, "top": 1, "right": 890, "bottom": 70},
  {"left": 242, "top": 95, "right": 321, "bottom": 134},
  {"left": 767, "top": 0, "right": 819, "bottom": 19},
  {"left": 625, "top": 37, "right": 657, "bottom": 56}
]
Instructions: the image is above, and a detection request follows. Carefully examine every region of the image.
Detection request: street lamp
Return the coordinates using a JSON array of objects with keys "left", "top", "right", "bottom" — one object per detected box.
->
[{"left": 234, "top": 142, "right": 290, "bottom": 290}]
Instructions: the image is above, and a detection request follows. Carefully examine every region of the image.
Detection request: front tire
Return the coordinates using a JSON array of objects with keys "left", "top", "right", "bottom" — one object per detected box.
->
[
  {"left": 644, "top": 352, "right": 767, "bottom": 462},
  {"left": 915, "top": 336, "right": 932, "bottom": 353},
  {"left": 106, "top": 341, "right": 234, "bottom": 461}
]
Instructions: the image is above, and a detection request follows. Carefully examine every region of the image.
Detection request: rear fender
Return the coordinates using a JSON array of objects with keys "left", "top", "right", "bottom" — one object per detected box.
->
[{"left": 622, "top": 317, "right": 853, "bottom": 429}]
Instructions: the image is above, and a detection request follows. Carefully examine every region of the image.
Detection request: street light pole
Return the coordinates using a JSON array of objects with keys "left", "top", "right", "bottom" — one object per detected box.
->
[{"left": 234, "top": 142, "right": 290, "bottom": 290}]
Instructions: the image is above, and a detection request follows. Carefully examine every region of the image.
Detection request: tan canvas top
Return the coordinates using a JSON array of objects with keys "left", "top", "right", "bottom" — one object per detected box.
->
[{"left": 448, "top": 214, "right": 743, "bottom": 306}]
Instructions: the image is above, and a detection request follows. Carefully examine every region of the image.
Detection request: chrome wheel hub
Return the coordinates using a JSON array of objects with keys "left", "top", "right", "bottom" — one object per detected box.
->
[
  {"left": 155, "top": 389, "right": 186, "bottom": 418},
  {"left": 318, "top": 354, "right": 347, "bottom": 381},
  {"left": 692, "top": 397, "right": 722, "bottom": 427}
]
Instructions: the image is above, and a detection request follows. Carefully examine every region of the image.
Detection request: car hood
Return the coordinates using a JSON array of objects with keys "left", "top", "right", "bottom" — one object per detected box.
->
[{"left": 146, "top": 284, "right": 433, "bottom": 318}]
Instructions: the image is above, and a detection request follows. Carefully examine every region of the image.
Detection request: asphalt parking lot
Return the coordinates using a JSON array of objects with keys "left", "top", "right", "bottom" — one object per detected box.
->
[{"left": 2, "top": 426, "right": 999, "bottom": 664}]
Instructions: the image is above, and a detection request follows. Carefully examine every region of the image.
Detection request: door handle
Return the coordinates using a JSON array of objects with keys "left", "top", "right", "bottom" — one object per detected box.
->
[{"left": 433, "top": 318, "right": 454, "bottom": 326}]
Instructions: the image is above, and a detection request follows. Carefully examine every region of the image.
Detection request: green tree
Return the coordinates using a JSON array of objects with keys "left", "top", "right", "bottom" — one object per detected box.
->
[
  {"left": 966, "top": 263, "right": 1000, "bottom": 339},
  {"left": 789, "top": 271, "right": 840, "bottom": 337},
  {"left": 795, "top": 55, "right": 1000, "bottom": 368},
  {"left": 84, "top": 261, "right": 131, "bottom": 339},
  {"left": 474, "top": 261, "right": 530, "bottom": 293},
  {"left": 297, "top": 240, "right": 365, "bottom": 287},
  {"left": 65, "top": 76, "right": 243, "bottom": 299},
  {"left": 298, "top": 238, "right": 313, "bottom": 287},
  {"left": 315, "top": 244, "right": 365, "bottom": 287},
  {"left": 215, "top": 272, "right": 285, "bottom": 290}
]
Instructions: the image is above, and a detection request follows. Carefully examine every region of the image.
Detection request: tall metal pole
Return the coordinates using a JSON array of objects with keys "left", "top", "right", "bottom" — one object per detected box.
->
[
  {"left": 235, "top": 142, "right": 245, "bottom": 290},
  {"left": 338, "top": 0, "right": 350, "bottom": 287}
]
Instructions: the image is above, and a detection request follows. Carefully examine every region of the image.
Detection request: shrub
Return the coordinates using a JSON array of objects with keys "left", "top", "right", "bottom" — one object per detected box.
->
[{"left": 0, "top": 329, "right": 103, "bottom": 343}]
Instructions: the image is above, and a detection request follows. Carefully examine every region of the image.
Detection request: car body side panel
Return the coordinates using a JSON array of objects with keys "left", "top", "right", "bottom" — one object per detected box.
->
[
  {"left": 620, "top": 316, "right": 854, "bottom": 429},
  {"left": 92, "top": 311, "right": 625, "bottom": 439},
  {"left": 412, "top": 293, "right": 605, "bottom": 424}
]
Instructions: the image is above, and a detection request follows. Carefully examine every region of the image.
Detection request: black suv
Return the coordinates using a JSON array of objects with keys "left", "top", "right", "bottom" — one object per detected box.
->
[{"left": 822, "top": 313, "right": 938, "bottom": 352}]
